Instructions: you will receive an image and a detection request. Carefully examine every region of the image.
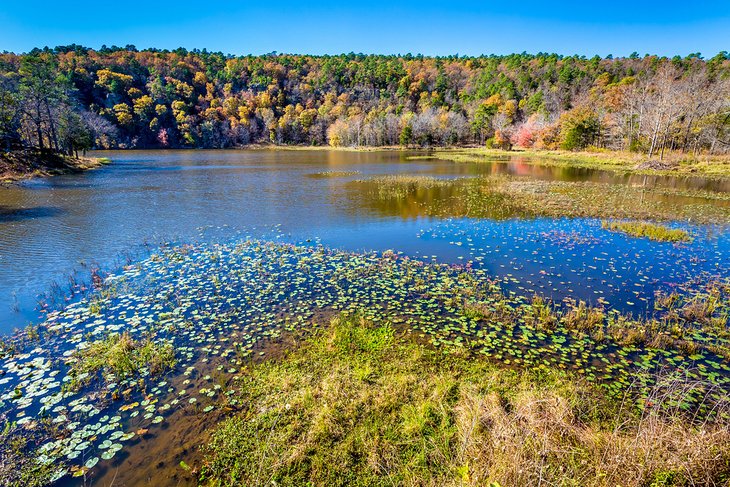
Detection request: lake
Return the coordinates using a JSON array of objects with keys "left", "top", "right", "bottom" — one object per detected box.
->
[
  {"left": 1, "top": 149, "right": 729, "bottom": 333},
  {"left": 2, "top": 149, "right": 730, "bottom": 486}
]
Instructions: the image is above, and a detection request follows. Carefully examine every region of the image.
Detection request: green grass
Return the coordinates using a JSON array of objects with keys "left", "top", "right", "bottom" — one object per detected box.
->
[
  {"left": 66, "top": 332, "right": 176, "bottom": 390},
  {"left": 601, "top": 220, "right": 693, "bottom": 242},
  {"left": 199, "top": 314, "right": 730, "bottom": 487}
]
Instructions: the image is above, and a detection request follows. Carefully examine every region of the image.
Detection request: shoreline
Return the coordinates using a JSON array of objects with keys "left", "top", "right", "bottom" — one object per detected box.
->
[
  {"left": 0, "top": 151, "right": 110, "bottom": 184},
  {"left": 433, "top": 147, "right": 730, "bottom": 180},
  {"left": 4, "top": 144, "right": 727, "bottom": 184},
  {"left": 95, "top": 144, "right": 730, "bottom": 180}
]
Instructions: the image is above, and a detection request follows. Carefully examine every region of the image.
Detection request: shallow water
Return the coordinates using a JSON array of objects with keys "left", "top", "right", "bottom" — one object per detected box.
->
[
  {"left": 1, "top": 149, "right": 729, "bottom": 333},
  {"left": 2, "top": 240, "right": 728, "bottom": 486}
]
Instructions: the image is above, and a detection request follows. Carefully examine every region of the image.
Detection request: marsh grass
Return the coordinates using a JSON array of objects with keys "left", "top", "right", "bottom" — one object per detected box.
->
[
  {"left": 307, "top": 170, "right": 361, "bottom": 178},
  {"left": 462, "top": 279, "right": 730, "bottom": 360},
  {"left": 366, "top": 175, "right": 457, "bottom": 200},
  {"left": 66, "top": 332, "right": 176, "bottom": 390},
  {"left": 200, "top": 314, "right": 730, "bottom": 487},
  {"left": 358, "top": 173, "right": 730, "bottom": 223},
  {"left": 0, "top": 421, "right": 62, "bottom": 487},
  {"left": 601, "top": 220, "right": 693, "bottom": 242}
]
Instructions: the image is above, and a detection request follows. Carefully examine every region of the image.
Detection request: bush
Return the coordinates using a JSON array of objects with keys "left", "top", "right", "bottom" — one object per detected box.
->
[{"left": 559, "top": 107, "right": 601, "bottom": 150}]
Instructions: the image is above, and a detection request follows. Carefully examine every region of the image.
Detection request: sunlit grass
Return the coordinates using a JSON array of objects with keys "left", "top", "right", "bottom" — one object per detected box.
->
[
  {"left": 435, "top": 148, "right": 730, "bottom": 179},
  {"left": 201, "top": 314, "right": 730, "bottom": 487},
  {"left": 601, "top": 220, "right": 692, "bottom": 242},
  {"left": 306, "top": 170, "right": 361, "bottom": 178},
  {"left": 66, "top": 332, "right": 176, "bottom": 390},
  {"left": 356, "top": 173, "right": 730, "bottom": 223}
]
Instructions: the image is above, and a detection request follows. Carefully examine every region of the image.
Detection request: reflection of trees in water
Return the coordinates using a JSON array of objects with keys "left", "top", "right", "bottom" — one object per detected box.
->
[
  {"left": 344, "top": 174, "right": 730, "bottom": 223},
  {"left": 0, "top": 205, "right": 63, "bottom": 222},
  {"left": 347, "top": 177, "right": 527, "bottom": 220},
  {"left": 446, "top": 156, "right": 730, "bottom": 192}
]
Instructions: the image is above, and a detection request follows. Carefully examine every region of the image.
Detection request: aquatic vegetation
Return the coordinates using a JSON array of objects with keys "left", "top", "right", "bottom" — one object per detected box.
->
[
  {"left": 602, "top": 220, "right": 693, "bottom": 242},
  {"left": 0, "top": 422, "right": 63, "bottom": 487},
  {"left": 414, "top": 215, "right": 729, "bottom": 319},
  {"left": 0, "top": 239, "right": 728, "bottom": 485},
  {"left": 66, "top": 332, "right": 176, "bottom": 390},
  {"left": 353, "top": 173, "right": 730, "bottom": 223},
  {"left": 307, "top": 170, "right": 361, "bottom": 178},
  {"left": 200, "top": 315, "right": 730, "bottom": 487},
  {"left": 364, "top": 175, "right": 457, "bottom": 201}
]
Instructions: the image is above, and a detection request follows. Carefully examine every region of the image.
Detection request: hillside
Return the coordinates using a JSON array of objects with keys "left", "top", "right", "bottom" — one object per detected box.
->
[{"left": 1, "top": 47, "right": 728, "bottom": 155}]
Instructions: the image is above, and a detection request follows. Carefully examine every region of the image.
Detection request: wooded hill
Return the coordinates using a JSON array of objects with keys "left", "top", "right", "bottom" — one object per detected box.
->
[{"left": 1, "top": 46, "right": 729, "bottom": 157}]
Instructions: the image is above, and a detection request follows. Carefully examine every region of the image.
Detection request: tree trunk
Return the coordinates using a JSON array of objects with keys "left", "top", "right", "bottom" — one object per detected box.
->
[
  {"left": 36, "top": 121, "right": 44, "bottom": 151},
  {"left": 648, "top": 117, "right": 662, "bottom": 158}
]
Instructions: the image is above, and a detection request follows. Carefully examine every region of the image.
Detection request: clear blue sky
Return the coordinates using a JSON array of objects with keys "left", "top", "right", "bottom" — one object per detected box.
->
[{"left": 1, "top": 1, "right": 728, "bottom": 57}]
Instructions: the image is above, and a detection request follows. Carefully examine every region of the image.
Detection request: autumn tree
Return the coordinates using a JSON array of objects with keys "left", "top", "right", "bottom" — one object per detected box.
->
[{"left": 1, "top": 47, "right": 729, "bottom": 154}]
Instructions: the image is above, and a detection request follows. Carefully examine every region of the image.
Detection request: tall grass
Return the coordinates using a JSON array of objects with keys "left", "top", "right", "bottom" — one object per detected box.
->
[{"left": 200, "top": 315, "right": 730, "bottom": 486}]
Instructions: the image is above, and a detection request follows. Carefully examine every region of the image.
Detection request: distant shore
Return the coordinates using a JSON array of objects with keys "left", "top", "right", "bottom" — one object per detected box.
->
[
  {"left": 12, "top": 144, "right": 728, "bottom": 182},
  {"left": 249, "top": 145, "right": 730, "bottom": 179},
  {"left": 432, "top": 147, "right": 730, "bottom": 179},
  {"left": 0, "top": 151, "right": 110, "bottom": 183}
]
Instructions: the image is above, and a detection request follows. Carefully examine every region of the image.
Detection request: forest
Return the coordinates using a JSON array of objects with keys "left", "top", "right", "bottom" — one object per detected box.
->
[{"left": 1, "top": 45, "right": 730, "bottom": 157}]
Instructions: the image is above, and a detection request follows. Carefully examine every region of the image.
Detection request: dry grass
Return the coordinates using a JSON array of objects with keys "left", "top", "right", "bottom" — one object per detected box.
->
[
  {"left": 200, "top": 315, "right": 730, "bottom": 487},
  {"left": 0, "top": 150, "right": 108, "bottom": 183},
  {"left": 435, "top": 147, "right": 730, "bottom": 179}
]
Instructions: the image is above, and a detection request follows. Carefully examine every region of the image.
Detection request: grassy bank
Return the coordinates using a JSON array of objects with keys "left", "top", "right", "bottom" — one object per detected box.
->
[
  {"left": 2, "top": 240, "right": 729, "bottom": 486},
  {"left": 434, "top": 148, "right": 730, "bottom": 179},
  {"left": 0, "top": 150, "right": 109, "bottom": 183},
  {"left": 200, "top": 314, "right": 730, "bottom": 487}
]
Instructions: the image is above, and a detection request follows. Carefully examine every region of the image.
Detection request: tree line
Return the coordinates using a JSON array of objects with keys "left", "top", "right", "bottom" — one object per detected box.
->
[{"left": 1, "top": 46, "right": 729, "bottom": 158}]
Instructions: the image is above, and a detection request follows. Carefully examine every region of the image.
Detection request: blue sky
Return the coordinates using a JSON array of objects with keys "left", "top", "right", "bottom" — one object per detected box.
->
[{"left": 1, "top": 1, "right": 728, "bottom": 57}]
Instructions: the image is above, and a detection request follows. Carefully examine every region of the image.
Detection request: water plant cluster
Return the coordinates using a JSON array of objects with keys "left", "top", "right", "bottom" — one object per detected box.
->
[
  {"left": 0, "top": 239, "right": 728, "bottom": 485},
  {"left": 601, "top": 220, "right": 693, "bottom": 242},
  {"left": 415, "top": 216, "right": 728, "bottom": 315},
  {"left": 354, "top": 174, "right": 730, "bottom": 223}
]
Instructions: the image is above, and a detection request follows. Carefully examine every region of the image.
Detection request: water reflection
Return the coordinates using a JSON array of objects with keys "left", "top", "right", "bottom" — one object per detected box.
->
[
  {"left": 0, "top": 205, "right": 64, "bottom": 222},
  {"left": 0, "top": 149, "right": 728, "bottom": 332},
  {"left": 448, "top": 154, "right": 730, "bottom": 192}
]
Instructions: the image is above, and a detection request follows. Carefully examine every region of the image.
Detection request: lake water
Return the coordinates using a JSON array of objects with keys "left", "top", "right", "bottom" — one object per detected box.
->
[{"left": 1, "top": 149, "right": 729, "bottom": 333}]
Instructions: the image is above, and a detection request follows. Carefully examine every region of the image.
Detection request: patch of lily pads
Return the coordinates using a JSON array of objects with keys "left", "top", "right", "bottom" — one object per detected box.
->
[{"left": 1, "top": 239, "right": 729, "bottom": 485}]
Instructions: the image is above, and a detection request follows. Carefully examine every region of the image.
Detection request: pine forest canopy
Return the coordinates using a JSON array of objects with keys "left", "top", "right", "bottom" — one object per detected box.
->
[{"left": 1, "top": 45, "right": 729, "bottom": 157}]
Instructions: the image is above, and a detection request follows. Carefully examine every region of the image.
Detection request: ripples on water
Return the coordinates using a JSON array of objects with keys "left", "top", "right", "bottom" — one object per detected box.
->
[{"left": 1, "top": 149, "right": 729, "bottom": 332}]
